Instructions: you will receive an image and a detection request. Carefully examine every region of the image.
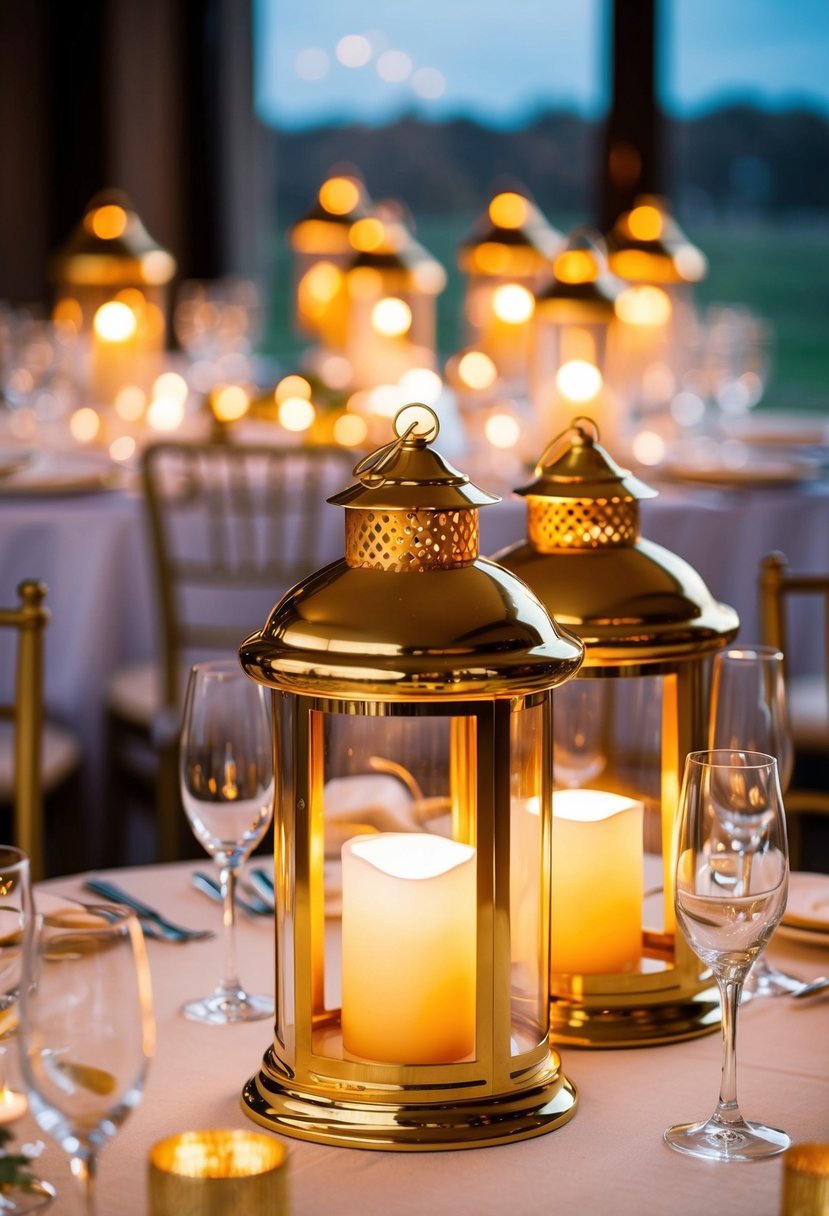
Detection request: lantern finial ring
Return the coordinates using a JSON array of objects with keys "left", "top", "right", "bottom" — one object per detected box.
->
[
  {"left": 394, "top": 403, "right": 440, "bottom": 443},
  {"left": 534, "top": 416, "right": 600, "bottom": 474},
  {"left": 351, "top": 404, "right": 441, "bottom": 487}
]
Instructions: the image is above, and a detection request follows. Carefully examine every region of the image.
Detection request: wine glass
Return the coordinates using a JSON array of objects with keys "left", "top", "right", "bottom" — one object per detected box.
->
[
  {"left": 17, "top": 904, "right": 155, "bottom": 1215},
  {"left": 709, "top": 644, "right": 799, "bottom": 996},
  {"left": 664, "top": 749, "right": 790, "bottom": 1161},
  {"left": 179, "top": 658, "right": 274, "bottom": 1024},
  {"left": 0, "top": 846, "right": 55, "bottom": 1213}
]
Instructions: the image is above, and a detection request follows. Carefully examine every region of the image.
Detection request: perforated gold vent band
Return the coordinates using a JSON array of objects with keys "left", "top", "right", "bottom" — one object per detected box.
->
[
  {"left": 527, "top": 497, "right": 638, "bottom": 551},
  {"left": 345, "top": 508, "right": 479, "bottom": 571}
]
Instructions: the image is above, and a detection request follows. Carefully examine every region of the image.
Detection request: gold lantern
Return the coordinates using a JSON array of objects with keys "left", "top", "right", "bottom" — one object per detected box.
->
[
  {"left": 343, "top": 215, "right": 446, "bottom": 393},
  {"left": 529, "top": 229, "right": 624, "bottom": 455},
  {"left": 458, "top": 190, "right": 562, "bottom": 385},
  {"left": 239, "top": 404, "right": 584, "bottom": 1149},
  {"left": 607, "top": 195, "right": 707, "bottom": 418},
  {"left": 51, "top": 189, "right": 176, "bottom": 402},
  {"left": 289, "top": 174, "right": 371, "bottom": 350},
  {"left": 494, "top": 418, "right": 739, "bottom": 1047}
]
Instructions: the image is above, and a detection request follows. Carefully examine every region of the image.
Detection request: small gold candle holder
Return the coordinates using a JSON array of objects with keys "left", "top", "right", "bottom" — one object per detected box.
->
[
  {"left": 148, "top": 1130, "right": 288, "bottom": 1216},
  {"left": 782, "top": 1143, "right": 829, "bottom": 1215}
]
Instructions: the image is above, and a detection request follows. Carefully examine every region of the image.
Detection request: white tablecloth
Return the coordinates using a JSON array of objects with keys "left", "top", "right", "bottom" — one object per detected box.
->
[
  {"left": 1, "top": 473, "right": 828, "bottom": 864},
  {"left": 17, "top": 861, "right": 829, "bottom": 1216}
]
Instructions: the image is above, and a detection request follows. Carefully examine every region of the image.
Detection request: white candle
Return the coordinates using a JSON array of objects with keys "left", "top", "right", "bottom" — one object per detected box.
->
[
  {"left": 551, "top": 789, "right": 643, "bottom": 975},
  {"left": 341, "top": 832, "right": 476, "bottom": 1063},
  {"left": 0, "top": 1088, "right": 27, "bottom": 1124}
]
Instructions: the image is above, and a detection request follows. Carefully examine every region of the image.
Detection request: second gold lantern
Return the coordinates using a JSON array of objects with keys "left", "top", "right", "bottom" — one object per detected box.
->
[
  {"left": 494, "top": 418, "right": 739, "bottom": 1047},
  {"left": 239, "top": 405, "right": 584, "bottom": 1148}
]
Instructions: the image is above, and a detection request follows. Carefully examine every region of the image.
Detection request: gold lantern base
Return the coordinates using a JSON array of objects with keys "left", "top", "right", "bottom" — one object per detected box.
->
[
  {"left": 241, "top": 1047, "right": 578, "bottom": 1151},
  {"left": 550, "top": 980, "right": 720, "bottom": 1048}
]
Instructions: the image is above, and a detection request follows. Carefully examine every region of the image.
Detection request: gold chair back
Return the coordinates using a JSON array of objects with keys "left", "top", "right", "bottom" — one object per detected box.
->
[{"left": 0, "top": 580, "right": 48, "bottom": 879}]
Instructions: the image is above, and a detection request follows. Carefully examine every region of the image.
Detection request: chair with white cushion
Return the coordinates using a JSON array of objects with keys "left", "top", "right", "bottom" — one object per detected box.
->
[
  {"left": 105, "top": 439, "right": 356, "bottom": 864},
  {"left": 759, "top": 551, "right": 829, "bottom": 870}
]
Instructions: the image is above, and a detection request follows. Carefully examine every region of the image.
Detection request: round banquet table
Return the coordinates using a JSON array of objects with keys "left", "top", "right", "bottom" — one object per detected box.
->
[
  {"left": 0, "top": 466, "right": 828, "bottom": 865},
  {"left": 13, "top": 861, "right": 829, "bottom": 1215}
]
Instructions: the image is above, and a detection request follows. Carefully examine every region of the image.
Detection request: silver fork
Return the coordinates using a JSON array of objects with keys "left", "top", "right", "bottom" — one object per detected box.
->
[
  {"left": 83, "top": 879, "right": 215, "bottom": 943},
  {"left": 191, "top": 871, "right": 272, "bottom": 917}
]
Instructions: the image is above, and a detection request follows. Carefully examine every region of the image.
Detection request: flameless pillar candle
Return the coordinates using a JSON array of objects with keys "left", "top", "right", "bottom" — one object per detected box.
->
[
  {"left": 341, "top": 832, "right": 476, "bottom": 1063},
  {"left": 551, "top": 789, "right": 643, "bottom": 974}
]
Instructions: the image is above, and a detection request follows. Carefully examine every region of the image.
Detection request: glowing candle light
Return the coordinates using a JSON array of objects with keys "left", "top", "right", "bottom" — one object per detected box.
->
[
  {"left": 341, "top": 832, "right": 476, "bottom": 1063},
  {"left": 551, "top": 789, "right": 643, "bottom": 975}
]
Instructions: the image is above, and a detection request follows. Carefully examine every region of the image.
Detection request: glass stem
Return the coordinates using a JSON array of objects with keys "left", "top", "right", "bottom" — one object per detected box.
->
[
  {"left": 218, "top": 863, "right": 242, "bottom": 996},
  {"left": 70, "top": 1151, "right": 96, "bottom": 1216},
  {"left": 715, "top": 976, "right": 743, "bottom": 1126}
]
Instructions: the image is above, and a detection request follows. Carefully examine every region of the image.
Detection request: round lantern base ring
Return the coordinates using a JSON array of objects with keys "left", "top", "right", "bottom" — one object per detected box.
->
[
  {"left": 240, "top": 1056, "right": 578, "bottom": 1151},
  {"left": 550, "top": 982, "right": 721, "bottom": 1048}
]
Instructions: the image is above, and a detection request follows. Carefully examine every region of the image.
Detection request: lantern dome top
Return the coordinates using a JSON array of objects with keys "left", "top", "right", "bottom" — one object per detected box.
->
[
  {"left": 458, "top": 189, "right": 562, "bottom": 266},
  {"left": 290, "top": 174, "right": 371, "bottom": 231},
  {"left": 52, "top": 189, "right": 176, "bottom": 286},
  {"left": 535, "top": 228, "right": 622, "bottom": 313},
  {"left": 495, "top": 420, "right": 739, "bottom": 667},
  {"left": 330, "top": 405, "right": 499, "bottom": 511},
  {"left": 607, "top": 195, "right": 708, "bottom": 284},
  {"left": 239, "top": 407, "right": 584, "bottom": 699},
  {"left": 515, "top": 417, "right": 657, "bottom": 503}
]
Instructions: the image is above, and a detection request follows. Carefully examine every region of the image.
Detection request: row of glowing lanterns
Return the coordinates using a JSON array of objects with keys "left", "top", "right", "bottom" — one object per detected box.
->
[{"left": 49, "top": 180, "right": 708, "bottom": 463}]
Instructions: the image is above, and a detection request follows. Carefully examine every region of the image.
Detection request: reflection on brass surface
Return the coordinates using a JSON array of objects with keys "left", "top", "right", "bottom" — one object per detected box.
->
[
  {"left": 782, "top": 1143, "right": 829, "bottom": 1216},
  {"left": 149, "top": 1130, "right": 287, "bottom": 1216}
]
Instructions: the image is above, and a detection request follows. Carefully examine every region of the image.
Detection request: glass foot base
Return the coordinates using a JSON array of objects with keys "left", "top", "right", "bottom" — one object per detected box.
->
[
  {"left": 0, "top": 1177, "right": 57, "bottom": 1212},
  {"left": 181, "top": 990, "right": 273, "bottom": 1026},
  {"left": 665, "top": 1114, "right": 790, "bottom": 1161},
  {"left": 742, "top": 961, "right": 803, "bottom": 1000}
]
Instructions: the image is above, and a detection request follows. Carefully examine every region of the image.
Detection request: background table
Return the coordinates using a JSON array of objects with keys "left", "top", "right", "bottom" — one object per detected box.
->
[
  {"left": 1, "top": 471, "right": 828, "bottom": 866},
  {"left": 16, "top": 861, "right": 829, "bottom": 1215}
]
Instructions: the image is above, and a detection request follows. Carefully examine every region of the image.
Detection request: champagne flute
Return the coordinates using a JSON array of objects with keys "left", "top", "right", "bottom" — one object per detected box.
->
[
  {"left": 709, "top": 645, "right": 799, "bottom": 996},
  {"left": 17, "top": 904, "right": 155, "bottom": 1215},
  {"left": 179, "top": 659, "right": 274, "bottom": 1024},
  {"left": 0, "top": 846, "right": 55, "bottom": 1213},
  {"left": 664, "top": 749, "right": 790, "bottom": 1161}
]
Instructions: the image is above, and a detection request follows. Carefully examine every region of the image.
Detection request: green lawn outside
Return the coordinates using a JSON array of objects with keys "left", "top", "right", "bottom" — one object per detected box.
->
[{"left": 263, "top": 214, "right": 829, "bottom": 414}]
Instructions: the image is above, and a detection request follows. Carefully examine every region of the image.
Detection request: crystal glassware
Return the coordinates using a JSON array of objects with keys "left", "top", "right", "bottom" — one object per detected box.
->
[
  {"left": 17, "top": 904, "right": 155, "bottom": 1214},
  {"left": 179, "top": 658, "right": 275, "bottom": 1024},
  {"left": 664, "top": 749, "right": 790, "bottom": 1161},
  {"left": 709, "top": 644, "right": 799, "bottom": 996},
  {"left": 0, "top": 845, "right": 55, "bottom": 1213}
]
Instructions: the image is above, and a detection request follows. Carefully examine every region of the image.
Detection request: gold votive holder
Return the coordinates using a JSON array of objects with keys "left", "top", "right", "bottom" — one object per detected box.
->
[
  {"left": 782, "top": 1143, "right": 829, "bottom": 1215},
  {"left": 149, "top": 1129, "right": 288, "bottom": 1216}
]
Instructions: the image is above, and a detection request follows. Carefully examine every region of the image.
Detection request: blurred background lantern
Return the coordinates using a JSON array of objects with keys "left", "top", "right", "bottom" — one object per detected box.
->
[
  {"left": 51, "top": 189, "right": 176, "bottom": 403},
  {"left": 457, "top": 188, "right": 562, "bottom": 388},
  {"left": 528, "top": 229, "right": 625, "bottom": 454},
  {"left": 494, "top": 418, "right": 739, "bottom": 1047},
  {"left": 239, "top": 404, "right": 585, "bottom": 1149}
]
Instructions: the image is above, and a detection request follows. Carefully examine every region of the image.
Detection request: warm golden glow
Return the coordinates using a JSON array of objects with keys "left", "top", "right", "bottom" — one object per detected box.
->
[
  {"left": 615, "top": 285, "right": 672, "bottom": 327},
  {"left": 333, "top": 412, "right": 368, "bottom": 447},
  {"left": 631, "top": 430, "right": 667, "bottom": 466},
  {"left": 371, "top": 297, "right": 412, "bottom": 337},
  {"left": 300, "top": 261, "right": 342, "bottom": 305},
  {"left": 488, "top": 192, "right": 528, "bottom": 229},
  {"left": 319, "top": 176, "right": 361, "bottom": 216},
  {"left": 470, "top": 241, "right": 511, "bottom": 276},
  {"left": 628, "top": 203, "right": 663, "bottom": 241},
  {"left": 212, "top": 384, "right": 250, "bottom": 423},
  {"left": 674, "top": 244, "right": 708, "bottom": 282},
  {"left": 53, "top": 297, "right": 83, "bottom": 329},
  {"left": 492, "top": 283, "right": 534, "bottom": 324},
  {"left": 398, "top": 367, "right": 442, "bottom": 405},
  {"left": 318, "top": 354, "right": 352, "bottom": 389},
  {"left": 484, "top": 412, "right": 520, "bottom": 448},
  {"left": 109, "top": 434, "right": 137, "bottom": 463},
  {"left": 93, "top": 301, "right": 137, "bottom": 342},
  {"left": 347, "top": 266, "right": 384, "bottom": 299},
  {"left": 278, "top": 395, "right": 316, "bottom": 432},
  {"left": 150, "top": 1130, "right": 286, "bottom": 1179},
  {"left": 147, "top": 395, "right": 185, "bottom": 431},
  {"left": 366, "top": 384, "right": 404, "bottom": 415},
  {"left": 349, "top": 217, "right": 386, "bottom": 252},
  {"left": 69, "top": 407, "right": 101, "bottom": 443},
  {"left": 114, "top": 385, "right": 146, "bottom": 421},
  {"left": 275, "top": 374, "right": 312, "bottom": 403},
  {"left": 90, "top": 204, "right": 128, "bottom": 240},
  {"left": 141, "top": 249, "right": 177, "bottom": 285},
  {"left": 554, "top": 249, "right": 599, "bottom": 284},
  {"left": 556, "top": 359, "right": 603, "bottom": 402},
  {"left": 152, "top": 372, "right": 188, "bottom": 404},
  {"left": 458, "top": 350, "right": 497, "bottom": 390},
  {"left": 291, "top": 219, "right": 353, "bottom": 254}
]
